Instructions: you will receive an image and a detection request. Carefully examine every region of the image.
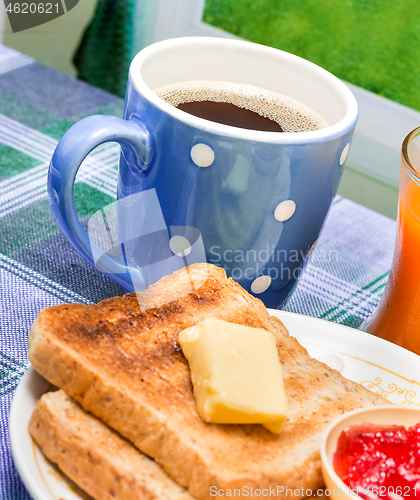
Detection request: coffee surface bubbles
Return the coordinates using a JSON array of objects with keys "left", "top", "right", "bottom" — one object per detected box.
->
[{"left": 154, "top": 80, "right": 328, "bottom": 133}]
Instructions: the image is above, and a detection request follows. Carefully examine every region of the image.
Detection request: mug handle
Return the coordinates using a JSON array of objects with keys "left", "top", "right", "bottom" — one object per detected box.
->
[{"left": 48, "top": 115, "right": 155, "bottom": 292}]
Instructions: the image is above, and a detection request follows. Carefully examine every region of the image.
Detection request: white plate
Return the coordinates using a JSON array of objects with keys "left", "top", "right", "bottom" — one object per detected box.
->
[{"left": 10, "top": 310, "right": 420, "bottom": 500}]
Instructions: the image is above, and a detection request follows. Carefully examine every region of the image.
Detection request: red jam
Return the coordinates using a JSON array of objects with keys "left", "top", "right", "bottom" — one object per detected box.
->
[{"left": 333, "top": 423, "right": 420, "bottom": 499}]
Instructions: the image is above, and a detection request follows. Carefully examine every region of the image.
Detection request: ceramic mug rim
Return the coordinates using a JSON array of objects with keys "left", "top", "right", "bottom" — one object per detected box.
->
[{"left": 129, "top": 37, "right": 358, "bottom": 144}]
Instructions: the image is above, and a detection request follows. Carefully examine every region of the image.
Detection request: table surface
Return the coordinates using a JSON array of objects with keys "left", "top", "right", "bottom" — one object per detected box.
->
[{"left": 0, "top": 44, "right": 397, "bottom": 499}]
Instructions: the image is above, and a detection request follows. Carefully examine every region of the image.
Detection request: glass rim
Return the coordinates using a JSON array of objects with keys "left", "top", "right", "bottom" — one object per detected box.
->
[{"left": 402, "top": 126, "right": 420, "bottom": 187}]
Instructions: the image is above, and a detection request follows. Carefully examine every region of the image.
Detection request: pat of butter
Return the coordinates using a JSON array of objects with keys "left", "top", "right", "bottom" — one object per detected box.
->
[{"left": 179, "top": 317, "right": 288, "bottom": 434}]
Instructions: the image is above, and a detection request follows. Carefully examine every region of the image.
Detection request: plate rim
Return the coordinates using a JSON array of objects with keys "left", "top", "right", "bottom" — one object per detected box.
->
[
  {"left": 270, "top": 309, "right": 420, "bottom": 362},
  {"left": 9, "top": 368, "right": 53, "bottom": 500}
]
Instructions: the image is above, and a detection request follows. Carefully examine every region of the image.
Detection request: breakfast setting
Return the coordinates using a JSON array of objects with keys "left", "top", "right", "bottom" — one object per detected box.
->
[{"left": 1, "top": 1, "right": 420, "bottom": 499}]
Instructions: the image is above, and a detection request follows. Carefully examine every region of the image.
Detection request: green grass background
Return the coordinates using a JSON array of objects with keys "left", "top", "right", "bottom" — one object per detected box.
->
[{"left": 203, "top": 0, "right": 420, "bottom": 111}]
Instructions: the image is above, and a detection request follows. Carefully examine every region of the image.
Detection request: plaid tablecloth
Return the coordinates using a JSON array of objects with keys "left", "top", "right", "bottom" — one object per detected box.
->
[{"left": 0, "top": 44, "right": 397, "bottom": 500}]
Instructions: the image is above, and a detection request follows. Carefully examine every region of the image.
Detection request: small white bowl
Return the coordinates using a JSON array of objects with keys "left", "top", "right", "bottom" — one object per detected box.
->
[{"left": 320, "top": 405, "right": 420, "bottom": 498}]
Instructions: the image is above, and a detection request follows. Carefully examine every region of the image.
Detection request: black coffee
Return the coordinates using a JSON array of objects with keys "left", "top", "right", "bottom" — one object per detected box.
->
[
  {"left": 177, "top": 100, "right": 284, "bottom": 132},
  {"left": 154, "top": 80, "right": 328, "bottom": 133}
]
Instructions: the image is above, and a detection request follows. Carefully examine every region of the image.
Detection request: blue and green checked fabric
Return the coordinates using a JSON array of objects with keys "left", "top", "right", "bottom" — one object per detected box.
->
[{"left": 0, "top": 44, "right": 396, "bottom": 499}]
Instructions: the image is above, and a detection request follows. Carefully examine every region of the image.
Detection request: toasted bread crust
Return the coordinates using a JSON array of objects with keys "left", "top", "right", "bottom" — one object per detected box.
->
[
  {"left": 29, "top": 390, "right": 192, "bottom": 500},
  {"left": 29, "top": 264, "right": 387, "bottom": 499}
]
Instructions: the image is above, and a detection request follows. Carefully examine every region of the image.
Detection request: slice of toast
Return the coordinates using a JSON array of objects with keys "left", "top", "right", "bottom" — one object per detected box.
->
[
  {"left": 28, "top": 263, "right": 387, "bottom": 499},
  {"left": 29, "top": 389, "right": 331, "bottom": 500},
  {"left": 29, "top": 390, "right": 192, "bottom": 500}
]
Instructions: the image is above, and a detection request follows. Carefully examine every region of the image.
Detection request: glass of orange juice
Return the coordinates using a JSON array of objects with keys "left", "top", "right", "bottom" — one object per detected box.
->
[{"left": 361, "top": 127, "right": 420, "bottom": 355}]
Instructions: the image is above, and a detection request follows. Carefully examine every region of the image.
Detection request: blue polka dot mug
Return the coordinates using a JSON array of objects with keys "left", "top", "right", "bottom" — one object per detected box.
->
[{"left": 48, "top": 37, "right": 358, "bottom": 308}]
